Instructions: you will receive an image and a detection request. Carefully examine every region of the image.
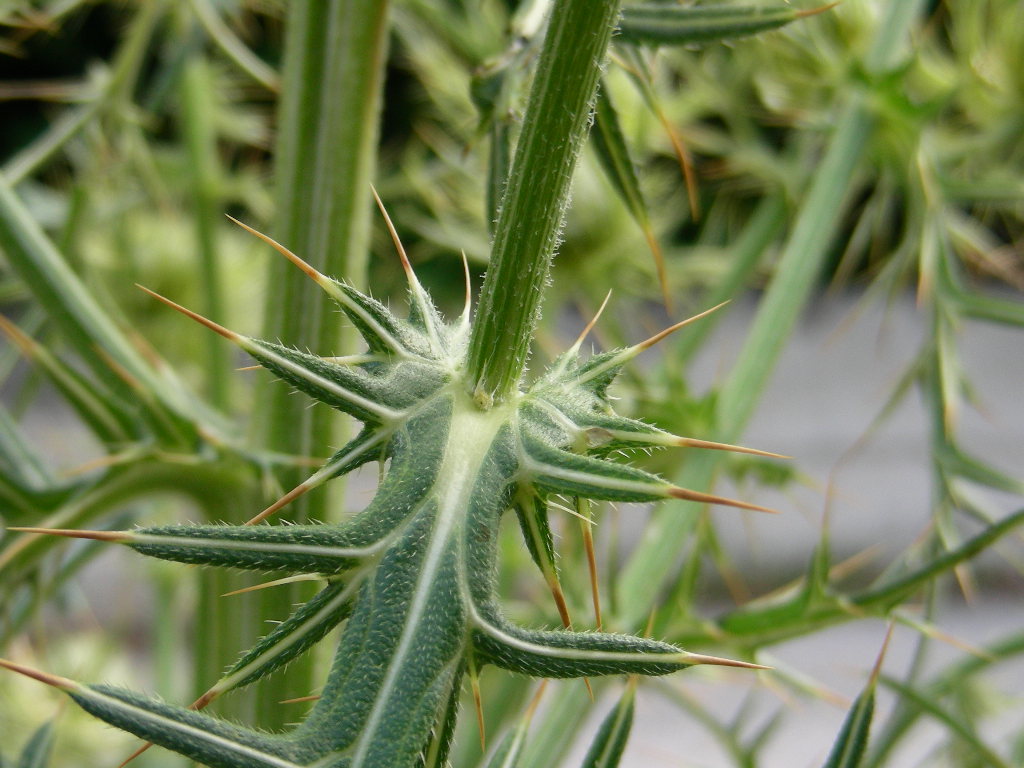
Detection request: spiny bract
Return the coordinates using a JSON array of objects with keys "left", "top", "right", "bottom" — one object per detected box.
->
[{"left": 4, "top": 222, "right": 775, "bottom": 768}]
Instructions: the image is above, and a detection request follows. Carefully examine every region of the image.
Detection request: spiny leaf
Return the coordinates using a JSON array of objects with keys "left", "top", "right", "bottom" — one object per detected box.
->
[
  {"left": 207, "top": 578, "right": 361, "bottom": 698},
  {"left": 245, "top": 427, "right": 389, "bottom": 525},
  {"left": 471, "top": 607, "right": 765, "bottom": 678},
  {"left": 565, "top": 302, "right": 729, "bottom": 394},
  {"left": 514, "top": 492, "right": 572, "bottom": 629},
  {"left": 138, "top": 285, "right": 433, "bottom": 423},
  {"left": 6, "top": 221, "right": 774, "bottom": 768},
  {"left": 227, "top": 216, "right": 430, "bottom": 358}
]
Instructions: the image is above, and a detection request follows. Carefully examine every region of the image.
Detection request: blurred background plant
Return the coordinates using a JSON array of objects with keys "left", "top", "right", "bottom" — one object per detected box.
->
[{"left": 0, "top": 1, "right": 1022, "bottom": 766}]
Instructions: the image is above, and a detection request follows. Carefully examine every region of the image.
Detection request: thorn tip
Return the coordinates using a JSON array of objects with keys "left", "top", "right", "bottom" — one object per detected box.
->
[
  {"left": 8, "top": 526, "right": 130, "bottom": 542},
  {"left": 682, "top": 652, "right": 770, "bottom": 670},
  {"left": 136, "top": 285, "right": 238, "bottom": 341},
  {"left": 674, "top": 437, "right": 790, "bottom": 460},
  {"left": 0, "top": 658, "right": 77, "bottom": 690},
  {"left": 666, "top": 488, "right": 779, "bottom": 515}
]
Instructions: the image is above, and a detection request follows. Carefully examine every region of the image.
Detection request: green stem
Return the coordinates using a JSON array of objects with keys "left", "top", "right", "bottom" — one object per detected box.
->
[
  {"left": 181, "top": 56, "right": 229, "bottom": 408},
  {"left": 672, "top": 197, "right": 786, "bottom": 365},
  {"left": 466, "top": 0, "right": 622, "bottom": 405},
  {"left": 243, "top": 0, "right": 391, "bottom": 730},
  {"left": 616, "top": 0, "right": 928, "bottom": 629}
]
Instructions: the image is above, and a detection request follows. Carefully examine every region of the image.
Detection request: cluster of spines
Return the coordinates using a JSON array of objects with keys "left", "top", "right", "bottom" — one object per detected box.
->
[{"left": 2, "top": 199, "right": 784, "bottom": 767}]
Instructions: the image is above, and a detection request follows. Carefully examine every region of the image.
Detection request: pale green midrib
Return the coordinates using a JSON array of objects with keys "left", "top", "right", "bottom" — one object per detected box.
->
[
  {"left": 350, "top": 393, "right": 509, "bottom": 766},
  {"left": 329, "top": 286, "right": 426, "bottom": 363},
  {"left": 78, "top": 689, "right": 300, "bottom": 768},
  {"left": 131, "top": 533, "right": 384, "bottom": 561},
  {"left": 514, "top": 412, "right": 664, "bottom": 495},
  {"left": 247, "top": 340, "right": 404, "bottom": 421},
  {"left": 468, "top": 606, "right": 686, "bottom": 666}
]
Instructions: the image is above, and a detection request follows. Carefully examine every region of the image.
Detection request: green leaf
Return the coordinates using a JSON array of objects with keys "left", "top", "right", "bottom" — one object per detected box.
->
[
  {"left": 579, "top": 682, "right": 636, "bottom": 768},
  {"left": 591, "top": 83, "right": 669, "bottom": 307},
  {"left": 823, "top": 628, "right": 892, "bottom": 768},
  {"left": 823, "top": 688, "right": 875, "bottom": 768},
  {"left": 617, "top": 3, "right": 833, "bottom": 46},
  {"left": 204, "top": 579, "right": 360, "bottom": 699},
  {"left": 16, "top": 720, "right": 55, "bottom": 768},
  {"left": 878, "top": 677, "right": 1012, "bottom": 768}
]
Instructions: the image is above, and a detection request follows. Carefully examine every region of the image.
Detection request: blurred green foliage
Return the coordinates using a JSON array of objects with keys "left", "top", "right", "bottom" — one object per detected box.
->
[{"left": 0, "top": 1, "right": 1021, "bottom": 766}]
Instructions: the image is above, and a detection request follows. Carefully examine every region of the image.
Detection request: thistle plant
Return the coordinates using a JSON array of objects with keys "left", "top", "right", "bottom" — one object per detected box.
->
[
  {"left": 0, "top": 1, "right": 781, "bottom": 765},
  {"left": 4, "top": 210, "right": 775, "bottom": 768},
  {"left": 3, "top": 1, "right": 1023, "bottom": 766}
]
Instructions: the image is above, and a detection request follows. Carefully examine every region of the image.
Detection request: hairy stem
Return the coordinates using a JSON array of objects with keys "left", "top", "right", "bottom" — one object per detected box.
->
[{"left": 466, "top": 0, "right": 622, "bottom": 404}]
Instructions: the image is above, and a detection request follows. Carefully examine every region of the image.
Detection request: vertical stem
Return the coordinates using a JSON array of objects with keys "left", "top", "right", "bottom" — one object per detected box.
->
[
  {"left": 614, "top": 0, "right": 928, "bottom": 629},
  {"left": 466, "top": 0, "right": 622, "bottom": 405},
  {"left": 181, "top": 56, "right": 229, "bottom": 408},
  {"left": 245, "top": 0, "right": 390, "bottom": 730}
]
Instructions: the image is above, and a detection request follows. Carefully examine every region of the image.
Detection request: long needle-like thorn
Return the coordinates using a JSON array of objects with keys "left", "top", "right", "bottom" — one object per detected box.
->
[
  {"left": 683, "top": 653, "right": 770, "bottom": 670},
  {"left": 370, "top": 186, "right": 441, "bottom": 349},
  {"left": 642, "top": 225, "right": 673, "bottom": 313},
  {"left": 0, "top": 314, "right": 38, "bottom": 356},
  {"left": 634, "top": 301, "right": 729, "bottom": 352},
  {"left": 280, "top": 694, "right": 321, "bottom": 705},
  {"left": 655, "top": 105, "right": 700, "bottom": 221},
  {"left": 8, "top": 527, "right": 129, "bottom": 542},
  {"left": 222, "top": 573, "right": 322, "bottom": 597},
  {"left": 570, "top": 290, "right": 613, "bottom": 354},
  {"left": 583, "top": 677, "right": 595, "bottom": 701},
  {"left": 525, "top": 680, "right": 548, "bottom": 719},
  {"left": 469, "top": 660, "right": 485, "bottom": 752},
  {"left": 62, "top": 449, "right": 141, "bottom": 478},
  {"left": 547, "top": 575, "right": 573, "bottom": 630},
  {"left": 0, "top": 658, "right": 77, "bottom": 690},
  {"left": 667, "top": 487, "right": 779, "bottom": 514},
  {"left": 675, "top": 437, "right": 791, "bottom": 459},
  {"left": 460, "top": 250, "right": 472, "bottom": 322},
  {"left": 869, "top": 624, "right": 895, "bottom": 684},
  {"left": 226, "top": 216, "right": 340, "bottom": 300},
  {"left": 227, "top": 215, "right": 317, "bottom": 277},
  {"left": 371, "top": 185, "right": 415, "bottom": 280},
  {"left": 576, "top": 499, "right": 603, "bottom": 632},
  {"left": 118, "top": 742, "right": 153, "bottom": 768},
  {"left": 136, "top": 285, "right": 238, "bottom": 342},
  {"left": 797, "top": 2, "right": 842, "bottom": 20},
  {"left": 244, "top": 482, "right": 314, "bottom": 526}
]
